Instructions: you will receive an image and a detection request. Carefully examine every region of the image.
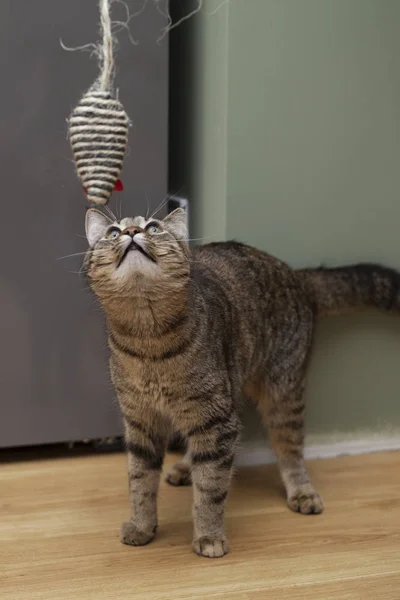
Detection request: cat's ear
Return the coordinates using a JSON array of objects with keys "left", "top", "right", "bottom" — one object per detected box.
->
[
  {"left": 163, "top": 208, "right": 188, "bottom": 240},
  {"left": 85, "top": 209, "right": 112, "bottom": 247}
]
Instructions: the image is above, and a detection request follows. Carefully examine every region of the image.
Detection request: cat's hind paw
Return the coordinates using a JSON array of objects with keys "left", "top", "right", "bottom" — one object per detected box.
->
[{"left": 165, "top": 461, "right": 192, "bottom": 486}]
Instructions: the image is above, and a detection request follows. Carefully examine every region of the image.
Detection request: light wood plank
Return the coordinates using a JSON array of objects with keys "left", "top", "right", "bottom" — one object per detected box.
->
[{"left": 1, "top": 451, "right": 399, "bottom": 600}]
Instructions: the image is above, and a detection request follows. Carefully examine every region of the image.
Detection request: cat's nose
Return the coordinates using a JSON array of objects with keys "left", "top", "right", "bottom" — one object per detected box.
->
[{"left": 122, "top": 226, "right": 143, "bottom": 238}]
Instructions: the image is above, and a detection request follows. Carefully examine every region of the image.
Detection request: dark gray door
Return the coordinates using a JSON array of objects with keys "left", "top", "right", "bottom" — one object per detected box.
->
[{"left": 0, "top": 1, "right": 168, "bottom": 447}]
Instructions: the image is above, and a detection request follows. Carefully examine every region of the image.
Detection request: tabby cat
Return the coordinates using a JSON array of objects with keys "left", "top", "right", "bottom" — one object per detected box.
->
[{"left": 84, "top": 207, "right": 400, "bottom": 558}]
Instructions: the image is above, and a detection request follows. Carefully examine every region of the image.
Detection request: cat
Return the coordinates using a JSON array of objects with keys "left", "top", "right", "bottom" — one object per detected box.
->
[{"left": 83, "top": 206, "right": 400, "bottom": 558}]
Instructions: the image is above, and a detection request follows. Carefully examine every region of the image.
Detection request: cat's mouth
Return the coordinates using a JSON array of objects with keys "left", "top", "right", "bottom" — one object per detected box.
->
[{"left": 117, "top": 240, "right": 155, "bottom": 267}]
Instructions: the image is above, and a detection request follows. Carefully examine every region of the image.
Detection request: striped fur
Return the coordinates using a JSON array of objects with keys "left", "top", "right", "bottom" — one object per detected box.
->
[
  {"left": 68, "top": 89, "right": 130, "bottom": 205},
  {"left": 83, "top": 208, "right": 400, "bottom": 557},
  {"left": 300, "top": 263, "right": 400, "bottom": 315}
]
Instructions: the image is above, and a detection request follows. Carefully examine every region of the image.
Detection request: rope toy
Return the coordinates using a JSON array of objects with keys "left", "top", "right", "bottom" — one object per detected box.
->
[{"left": 67, "top": 0, "right": 130, "bottom": 205}]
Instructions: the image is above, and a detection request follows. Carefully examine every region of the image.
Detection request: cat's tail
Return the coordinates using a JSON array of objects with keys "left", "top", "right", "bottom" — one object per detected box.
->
[{"left": 299, "top": 263, "right": 400, "bottom": 317}]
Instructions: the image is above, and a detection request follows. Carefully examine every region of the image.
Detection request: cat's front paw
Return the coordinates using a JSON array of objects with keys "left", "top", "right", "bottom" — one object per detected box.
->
[
  {"left": 288, "top": 490, "right": 324, "bottom": 514},
  {"left": 193, "top": 535, "right": 229, "bottom": 558},
  {"left": 120, "top": 520, "right": 156, "bottom": 546}
]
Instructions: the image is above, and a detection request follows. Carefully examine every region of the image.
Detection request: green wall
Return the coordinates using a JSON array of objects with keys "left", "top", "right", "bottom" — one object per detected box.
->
[{"left": 170, "top": 0, "right": 400, "bottom": 438}]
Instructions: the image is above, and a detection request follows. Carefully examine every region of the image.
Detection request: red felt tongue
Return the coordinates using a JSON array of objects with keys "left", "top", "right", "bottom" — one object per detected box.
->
[{"left": 82, "top": 179, "right": 124, "bottom": 198}]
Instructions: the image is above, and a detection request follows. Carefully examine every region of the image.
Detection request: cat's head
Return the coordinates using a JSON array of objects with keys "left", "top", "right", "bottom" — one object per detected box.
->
[{"left": 83, "top": 207, "right": 189, "bottom": 300}]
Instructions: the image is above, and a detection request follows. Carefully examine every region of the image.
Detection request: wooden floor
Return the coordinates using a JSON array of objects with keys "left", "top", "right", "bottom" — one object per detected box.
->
[{"left": 1, "top": 450, "right": 400, "bottom": 600}]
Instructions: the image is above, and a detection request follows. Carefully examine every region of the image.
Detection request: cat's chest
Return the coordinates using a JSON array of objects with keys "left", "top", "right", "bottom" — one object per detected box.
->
[{"left": 113, "top": 353, "right": 183, "bottom": 408}]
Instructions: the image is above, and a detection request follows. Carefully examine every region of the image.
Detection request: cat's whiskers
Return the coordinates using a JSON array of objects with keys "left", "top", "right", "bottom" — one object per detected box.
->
[
  {"left": 117, "top": 195, "right": 123, "bottom": 221},
  {"left": 145, "top": 192, "right": 150, "bottom": 220},
  {"left": 149, "top": 197, "right": 170, "bottom": 220},
  {"left": 149, "top": 188, "right": 184, "bottom": 220},
  {"left": 103, "top": 204, "right": 118, "bottom": 222},
  {"left": 57, "top": 251, "right": 88, "bottom": 260}
]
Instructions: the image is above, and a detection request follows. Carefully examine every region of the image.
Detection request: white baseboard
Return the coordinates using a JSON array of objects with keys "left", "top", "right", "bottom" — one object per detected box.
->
[{"left": 235, "top": 434, "right": 400, "bottom": 467}]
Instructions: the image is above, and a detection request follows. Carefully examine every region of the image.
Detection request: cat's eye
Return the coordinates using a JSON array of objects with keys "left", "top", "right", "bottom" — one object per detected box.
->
[
  {"left": 107, "top": 228, "right": 121, "bottom": 240},
  {"left": 147, "top": 224, "right": 159, "bottom": 234}
]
